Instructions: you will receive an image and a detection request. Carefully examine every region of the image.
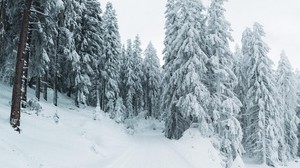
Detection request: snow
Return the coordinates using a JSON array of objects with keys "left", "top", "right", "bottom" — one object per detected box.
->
[
  {"left": 0, "top": 82, "right": 299, "bottom": 168},
  {"left": 55, "top": 0, "right": 64, "bottom": 10}
]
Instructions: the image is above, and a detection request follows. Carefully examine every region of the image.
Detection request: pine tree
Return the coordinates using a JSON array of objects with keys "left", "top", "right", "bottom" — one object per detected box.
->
[
  {"left": 296, "top": 71, "right": 300, "bottom": 157},
  {"left": 240, "top": 27, "right": 253, "bottom": 141},
  {"left": 162, "top": 0, "right": 211, "bottom": 139},
  {"left": 101, "top": 2, "right": 122, "bottom": 117},
  {"left": 132, "top": 35, "right": 144, "bottom": 115},
  {"left": 0, "top": 0, "right": 23, "bottom": 85},
  {"left": 124, "top": 39, "right": 135, "bottom": 118},
  {"left": 0, "top": 0, "right": 5, "bottom": 68},
  {"left": 206, "top": 0, "right": 243, "bottom": 165},
  {"left": 52, "top": 0, "right": 65, "bottom": 106},
  {"left": 83, "top": 0, "right": 103, "bottom": 107},
  {"left": 242, "top": 23, "right": 283, "bottom": 166},
  {"left": 276, "top": 51, "right": 299, "bottom": 161},
  {"left": 143, "top": 42, "right": 162, "bottom": 118},
  {"left": 60, "top": 0, "right": 89, "bottom": 107},
  {"left": 161, "top": 0, "right": 181, "bottom": 120},
  {"left": 28, "top": 0, "right": 54, "bottom": 101}
]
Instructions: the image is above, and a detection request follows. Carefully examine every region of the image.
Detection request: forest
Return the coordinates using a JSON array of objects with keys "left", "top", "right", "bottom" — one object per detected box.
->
[{"left": 0, "top": 0, "right": 300, "bottom": 167}]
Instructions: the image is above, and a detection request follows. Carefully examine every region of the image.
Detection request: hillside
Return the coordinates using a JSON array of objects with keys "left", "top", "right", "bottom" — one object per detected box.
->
[{"left": 0, "top": 83, "right": 299, "bottom": 168}]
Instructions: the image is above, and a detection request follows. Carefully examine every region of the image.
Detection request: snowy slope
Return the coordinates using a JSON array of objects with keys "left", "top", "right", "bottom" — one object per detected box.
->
[{"left": 0, "top": 82, "right": 299, "bottom": 168}]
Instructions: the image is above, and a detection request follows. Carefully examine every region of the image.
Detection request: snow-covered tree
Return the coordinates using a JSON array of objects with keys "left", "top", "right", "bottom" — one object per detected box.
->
[
  {"left": 206, "top": 0, "right": 243, "bottom": 166},
  {"left": 132, "top": 35, "right": 144, "bottom": 115},
  {"left": 143, "top": 42, "right": 162, "bottom": 118},
  {"left": 101, "top": 2, "right": 122, "bottom": 117},
  {"left": 242, "top": 23, "right": 283, "bottom": 166},
  {"left": 29, "top": 0, "right": 57, "bottom": 101},
  {"left": 239, "top": 28, "right": 253, "bottom": 138},
  {"left": 79, "top": 0, "right": 103, "bottom": 107},
  {"left": 296, "top": 71, "right": 300, "bottom": 157},
  {"left": 0, "top": 0, "right": 5, "bottom": 68},
  {"left": 124, "top": 39, "right": 135, "bottom": 118},
  {"left": 276, "top": 51, "right": 299, "bottom": 161},
  {"left": 0, "top": 0, "right": 23, "bottom": 85},
  {"left": 162, "top": 0, "right": 211, "bottom": 139}
]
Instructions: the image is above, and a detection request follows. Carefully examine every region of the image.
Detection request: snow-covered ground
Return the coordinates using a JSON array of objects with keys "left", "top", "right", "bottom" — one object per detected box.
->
[{"left": 0, "top": 82, "right": 299, "bottom": 168}]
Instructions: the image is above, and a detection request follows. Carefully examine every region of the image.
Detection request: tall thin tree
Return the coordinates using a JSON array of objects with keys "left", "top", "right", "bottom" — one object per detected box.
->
[{"left": 10, "top": 0, "right": 33, "bottom": 131}]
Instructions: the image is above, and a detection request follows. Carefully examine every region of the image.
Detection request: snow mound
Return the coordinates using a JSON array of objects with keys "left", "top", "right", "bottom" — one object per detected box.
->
[
  {"left": 174, "top": 128, "right": 223, "bottom": 168},
  {"left": 232, "top": 155, "right": 246, "bottom": 168}
]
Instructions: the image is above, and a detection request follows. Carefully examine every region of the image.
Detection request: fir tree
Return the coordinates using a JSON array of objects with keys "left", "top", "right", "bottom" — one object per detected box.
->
[
  {"left": 242, "top": 23, "right": 283, "bottom": 166},
  {"left": 162, "top": 0, "right": 211, "bottom": 139},
  {"left": 143, "top": 42, "right": 162, "bottom": 118},
  {"left": 101, "top": 2, "right": 122, "bottom": 117},
  {"left": 276, "top": 51, "right": 299, "bottom": 161},
  {"left": 0, "top": 0, "right": 23, "bottom": 85},
  {"left": 206, "top": 0, "right": 243, "bottom": 165},
  {"left": 132, "top": 35, "right": 144, "bottom": 115},
  {"left": 124, "top": 39, "right": 135, "bottom": 118}
]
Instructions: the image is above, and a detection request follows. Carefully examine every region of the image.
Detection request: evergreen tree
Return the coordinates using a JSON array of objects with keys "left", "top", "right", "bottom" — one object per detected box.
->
[
  {"left": 124, "top": 39, "right": 135, "bottom": 118},
  {"left": 77, "top": 0, "right": 103, "bottom": 107},
  {"left": 242, "top": 23, "right": 283, "bottom": 166},
  {"left": 0, "top": 0, "right": 23, "bottom": 85},
  {"left": 83, "top": 0, "right": 103, "bottom": 107},
  {"left": 143, "top": 42, "right": 161, "bottom": 118},
  {"left": 28, "top": 0, "right": 55, "bottom": 101},
  {"left": 52, "top": 0, "right": 66, "bottom": 106},
  {"left": 119, "top": 45, "right": 127, "bottom": 102},
  {"left": 162, "top": 0, "right": 211, "bottom": 139},
  {"left": 206, "top": 0, "right": 243, "bottom": 165},
  {"left": 161, "top": 0, "right": 181, "bottom": 120},
  {"left": 296, "top": 71, "right": 300, "bottom": 156},
  {"left": 0, "top": 0, "right": 5, "bottom": 68},
  {"left": 132, "top": 35, "right": 144, "bottom": 115},
  {"left": 240, "top": 27, "right": 253, "bottom": 141},
  {"left": 61, "top": 0, "right": 89, "bottom": 107},
  {"left": 101, "top": 2, "right": 122, "bottom": 117},
  {"left": 276, "top": 51, "right": 299, "bottom": 161}
]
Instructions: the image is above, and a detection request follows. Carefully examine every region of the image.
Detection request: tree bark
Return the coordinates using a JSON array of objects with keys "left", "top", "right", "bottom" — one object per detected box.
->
[
  {"left": 43, "top": 72, "right": 47, "bottom": 101},
  {"left": 21, "top": 51, "right": 29, "bottom": 108},
  {"left": 53, "top": 10, "right": 64, "bottom": 107},
  {"left": 35, "top": 76, "right": 40, "bottom": 100},
  {"left": 21, "top": 25, "right": 32, "bottom": 108},
  {"left": 10, "top": 0, "right": 33, "bottom": 130}
]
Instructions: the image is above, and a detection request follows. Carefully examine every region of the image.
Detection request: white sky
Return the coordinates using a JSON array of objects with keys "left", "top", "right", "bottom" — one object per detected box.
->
[{"left": 98, "top": 0, "right": 300, "bottom": 69}]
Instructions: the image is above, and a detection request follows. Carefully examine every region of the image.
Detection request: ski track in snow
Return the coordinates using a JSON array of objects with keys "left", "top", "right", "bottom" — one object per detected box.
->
[{"left": 103, "top": 132, "right": 195, "bottom": 168}]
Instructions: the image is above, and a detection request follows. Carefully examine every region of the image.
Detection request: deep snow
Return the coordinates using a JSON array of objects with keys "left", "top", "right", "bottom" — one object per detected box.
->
[{"left": 0, "top": 82, "right": 299, "bottom": 168}]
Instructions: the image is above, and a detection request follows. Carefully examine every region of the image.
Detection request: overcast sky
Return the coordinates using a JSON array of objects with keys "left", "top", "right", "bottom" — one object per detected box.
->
[{"left": 98, "top": 0, "right": 300, "bottom": 69}]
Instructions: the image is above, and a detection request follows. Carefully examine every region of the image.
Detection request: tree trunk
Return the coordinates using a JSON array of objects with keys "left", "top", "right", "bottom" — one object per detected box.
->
[
  {"left": 53, "top": 11, "right": 63, "bottom": 107},
  {"left": 21, "top": 24, "right": 32, "bottom": 108},
  {"left": 35, "top": 76, "right": 40, "bottom": 100},
  {"left": 43, "top": 72, "right": 47, "bottom": 101},
  {"left": 10, "top": 0, "right": 33, "bottom": 130},
  {"left": 53, "top": 70, "right": 58, "bottom": 106},
  {"left": 75, "top": 88, "right": 79, "bottom": 108},
  {"left": 21, "top": 51, "right": 29, "bottom": 108}
]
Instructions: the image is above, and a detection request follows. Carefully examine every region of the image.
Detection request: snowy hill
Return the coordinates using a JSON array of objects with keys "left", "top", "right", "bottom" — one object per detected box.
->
[{"left": 0, "top": 82, "right": 299, "bottom": 168}]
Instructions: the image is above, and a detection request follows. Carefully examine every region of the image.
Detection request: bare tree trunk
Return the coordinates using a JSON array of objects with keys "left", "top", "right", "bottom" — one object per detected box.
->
[
  {"left": 43, "top": 72, "right": 47, "bottom": 101},
  {"left": 35, "top": 76, "right": 40, "bottom": 100},
  {"left": 10, "top": 0, "right": 33, "bottom": 131}
]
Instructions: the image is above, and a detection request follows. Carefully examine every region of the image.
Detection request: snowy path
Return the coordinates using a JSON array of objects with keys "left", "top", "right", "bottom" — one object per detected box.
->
[{"left": 103, "top": 132, "right": 195, "bottom": 168}]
